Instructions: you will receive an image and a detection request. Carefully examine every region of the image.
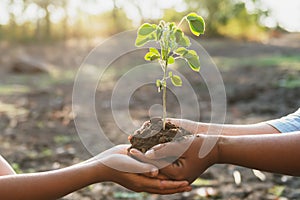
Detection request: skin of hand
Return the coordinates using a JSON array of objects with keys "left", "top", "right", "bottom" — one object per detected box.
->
[
  {"left": 92, "top": 145, "right": 192, "bottom": 193},
  {"left": 130, "top": 135, "right": 219, "bottom": 183},
  {"left": 131, "top": 131, "right": 300, "bottom": 182},
  {"left": 0, "top": 145, "right": 191, "bottom": 200}
]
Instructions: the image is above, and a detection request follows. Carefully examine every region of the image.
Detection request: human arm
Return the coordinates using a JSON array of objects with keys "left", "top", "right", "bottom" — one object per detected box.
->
[
  {"left": 167, "top": 118, "right": 280, "bottom": 136},
  {"left": 0, "top": 145, "right": 191, "bottom": 200},
  {"left": 131, "top": 132, "right": 300, "bottom": 183},
  {"left": 168, "top": 108, "right": 300, "bottom": 136},
  {"left": 218, "top": 131, "right": 300, "bottom": 176}
]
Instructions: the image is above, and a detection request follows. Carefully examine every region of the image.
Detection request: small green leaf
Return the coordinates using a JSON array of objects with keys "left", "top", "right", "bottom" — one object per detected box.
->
[
  {"left": 168, "top": 56, "right": 175, "bottom": 64},
  {"left": 137, "top": 23, "right": 157, "bottom": 36},
  {"left": 135, "top": 34, "right": 156, "bottom": 47},
  {"left": 171, "top": 75, "right": 182, "bottom": 86},
  {"left": 186, "top": 12, "right": 205, "bottom": 36},
  {"left": 156, "top": 79, "right": 162, "bottom": 92},
  {"left": 156, "top": 26, "right": 163, "bottom": 40},
  {"left": 156, "top": 79, "right": 161, "bottom": 88},
  {"left": 149, "top": 47, "right": 160, "bottom": 55},
  {"left": 175, "top": 47, "right": 188, "bottom": 56},
  {"left": 135, "top": 23, "right": 158, "bottom": 47},
  {"left": 175, "top": 29, "right": 191, "bottom": 47},
  {"left": 161, "top": 49, "right": 169, "bottom": 60},
  {"left": 185, "top": 50, "right": 198, "bottom": 58},
  {"left": 168, "top": 22, "right": 176, "bottom": 30},
  {"left": 168, "top": 71, "right": 173, "bottom": 77},
  {"left": 183, "top": 50, "right": 200, "bottom": 71},
  {"left": 144, "top": 52, "right": 160, "bottom": 61}
]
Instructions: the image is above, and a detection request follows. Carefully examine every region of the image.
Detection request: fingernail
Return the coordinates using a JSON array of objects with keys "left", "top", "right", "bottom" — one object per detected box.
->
[
  {"left": 180, "top": 181, "right": 189, "bottom": 186},
  {"left": 152, "top": 144, "right": 164, "bottom": 150},
  {"left": 130, "top": 148, "right": 140, "bottom": 154},
  {"left": 150, "top": 168, "right": 158, "bottom": 177}
]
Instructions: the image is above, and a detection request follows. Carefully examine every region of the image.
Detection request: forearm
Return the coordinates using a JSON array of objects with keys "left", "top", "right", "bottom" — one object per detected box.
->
[
  {"left": 169, "top": 118, "right": 280, "bottom": 136},
  {"left": 198, "top": 122, "right": 280, "bottom": 135},
  {"left": 0, "top": 162, "right": 104, "bottom": 200},
  {"left": 217, "top": 131, "right": 300, "bottom": 176}
]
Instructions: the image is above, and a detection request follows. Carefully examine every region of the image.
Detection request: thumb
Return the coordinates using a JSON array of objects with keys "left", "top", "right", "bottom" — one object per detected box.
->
[
  {"left": 101, "top": 154, "right": 158, "bottom": 174},
  {"left": 132, "top": 160, "right": 159, "bottom": 177},
  {"left": 145, "top": 141, "right": 190, "bottom": 159}
]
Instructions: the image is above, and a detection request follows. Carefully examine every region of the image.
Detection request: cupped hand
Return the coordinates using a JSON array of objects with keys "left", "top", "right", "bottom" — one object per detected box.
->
[
  {"left": 130, "top": 135, "right": 219, "bottom": 183},
  {"left": 91, "top": 145, "right": 192, "bottom": 194}
]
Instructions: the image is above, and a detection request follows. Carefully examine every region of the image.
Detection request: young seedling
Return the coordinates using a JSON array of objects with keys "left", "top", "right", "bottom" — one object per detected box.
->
[{"left": 135, "top": 12, "right": 205, "bottom": 130}]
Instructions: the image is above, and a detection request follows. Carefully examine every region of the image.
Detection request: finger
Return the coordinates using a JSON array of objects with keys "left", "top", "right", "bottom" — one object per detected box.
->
[
  {"left": 150, "top": 179, "right": 191, "bottom": 192},
  {"left": 130, "top": 148, "right": 170, "bottom": 169},
  {"left": 145, "top": 141, "right": 190, "bottom": 159},
  {"left": 101, "top": 154, "right": 158, "bottom": 174},
  {"left": 146, "top": 185, "right": 192, "bottom": 195},
  {"left": 142, "top": 171, "right": 169, "bottom": 179},
  {"left": 125, "top": 157, "right": 159, "bottom": 174},
  {"left": 131, "top": 175, "right": 192, "bottom": 194}
]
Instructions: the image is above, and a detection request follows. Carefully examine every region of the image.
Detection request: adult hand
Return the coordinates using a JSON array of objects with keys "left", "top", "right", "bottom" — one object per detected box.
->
[
  {"left": 130, "top": 135, "right": 219, "bottom": 183},
  {"left": 92, "top": 145, "right": 192, "bottom": 194}
]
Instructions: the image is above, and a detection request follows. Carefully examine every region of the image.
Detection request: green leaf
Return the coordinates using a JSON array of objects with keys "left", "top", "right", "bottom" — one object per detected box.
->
[
  {"left": 144, "top": 47, "right": 160, "bottom": 61},
  {"left": 156, "top": 79, "right": 161, "bottom": 88},
  {"left": 175, "top": 29, "right": 191, "bottom": 47},
  {"left": 137, "top": 23, "right": 157, "bottom": 36},
  {"left": 144, "top": 52, "right": 160, "bottom": 61},
  {"left": 168, "top": 22, "right": 176, "bottom": 30},
  {"left": 171, "top": 74, "right": 182, "bottom": 86},
  {"left": 161, "top": 49, "right": 169, "bottom": 60},
  {"left": 183, "top": 50, "right": 200, "bottom": 71},
  {"left": 149, "top": 47, "right": 160, "bottom": 55},
  {"left": 156, "top": 26, "right": 163, "bottom": 40},
  {"left": 186, "top": 12, "right": 205, "bottom": 36},
  {"left": 135, "top": 23, "right": 158, "bottom": 47},
  {"left": 175, "top": 47, "right": 188, "bottom": 56},
  {"left": 185, "top": 50, "right": 198, "bottom": 58},
  {"left": 168, "top": 56, "right": 175, "bottom": 64},
  {"left": 135, "top": 34, "right": 156, "bottom": 47},
  {"left": 156, "top": 79, "right": 162, "bottom": 92},
  {"left": 168, "top": 71, "right": 173, "bottom": 77}
]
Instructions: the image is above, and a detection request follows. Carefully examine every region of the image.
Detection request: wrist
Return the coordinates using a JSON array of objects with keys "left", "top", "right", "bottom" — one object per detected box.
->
[
  {"left": 194, "top": 134, "right": 219, "bottom": 166},
  {"left": 205, "top": 135, "right": 220, "bottom": 166},
  {"left": 87, "top": 159, "right": 112, "bottom": 183},
  {"left": 216, "top": 135, "right": 229, "bottom": 164}
]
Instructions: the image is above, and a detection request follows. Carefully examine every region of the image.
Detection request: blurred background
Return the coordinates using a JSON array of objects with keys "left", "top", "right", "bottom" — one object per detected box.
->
[
  {"left": 0, "top": 0, "right": 299, "bottom": 199},
  {"left": 0, "top": 0, "right": 300, "bottom": 41}
]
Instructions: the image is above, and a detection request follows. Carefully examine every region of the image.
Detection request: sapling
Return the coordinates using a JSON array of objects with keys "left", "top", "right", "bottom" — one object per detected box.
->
[{"left": 135, "top": 12, "right": 205, "bottom": 130}]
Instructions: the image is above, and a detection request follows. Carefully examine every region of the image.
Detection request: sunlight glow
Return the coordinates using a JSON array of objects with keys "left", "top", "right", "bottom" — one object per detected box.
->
[
  {"left": 0, "top": 0, "right": 299, "bottom": 32},
  {"left": 261, "top": 0, "right": 300, "bottom": 32}
]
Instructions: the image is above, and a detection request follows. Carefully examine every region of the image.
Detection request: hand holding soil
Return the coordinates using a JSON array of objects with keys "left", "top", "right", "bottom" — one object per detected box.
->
[
  {"left": 128, "top": 118, "right": 193, "bottom": 153},
  {"left": 130, "top": 134, "right": 219, "bottom": 183}
]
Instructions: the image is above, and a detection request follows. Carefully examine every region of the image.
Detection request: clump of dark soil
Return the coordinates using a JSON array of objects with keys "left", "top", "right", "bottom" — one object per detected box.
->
[{"left": 128, "top": 118, "right": 192, "bottom": 153}]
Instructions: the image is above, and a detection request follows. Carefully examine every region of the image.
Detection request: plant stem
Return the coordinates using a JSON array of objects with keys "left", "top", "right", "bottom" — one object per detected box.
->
[
  {"left": 162, "top": 59, "right": 168, "bottom": 130},
  {"left": 177, "top": 16, "right": 186, "bottom": 28}
]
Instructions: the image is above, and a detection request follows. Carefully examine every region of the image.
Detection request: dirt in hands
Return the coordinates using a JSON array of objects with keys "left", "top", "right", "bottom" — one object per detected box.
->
[{"left": 128, "top": 118, "right": 192, "bottom": 153}]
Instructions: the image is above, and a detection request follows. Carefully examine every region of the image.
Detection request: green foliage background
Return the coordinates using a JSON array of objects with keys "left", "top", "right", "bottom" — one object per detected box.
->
[{"left": 0, "top": 0, "right": 279, "bottom": 42}]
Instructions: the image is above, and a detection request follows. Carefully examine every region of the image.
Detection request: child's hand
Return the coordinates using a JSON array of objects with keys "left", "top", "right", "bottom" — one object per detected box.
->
[{"left": 91, "top": 145, "right": 192, "bottom": 194}]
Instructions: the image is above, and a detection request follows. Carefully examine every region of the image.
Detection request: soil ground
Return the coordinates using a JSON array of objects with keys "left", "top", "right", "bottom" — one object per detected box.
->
[{"left": 0, "top": 34, "right": 299, "bottom": 199}]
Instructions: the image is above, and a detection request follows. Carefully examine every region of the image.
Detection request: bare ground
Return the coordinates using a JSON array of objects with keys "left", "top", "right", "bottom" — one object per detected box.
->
[{"left": 0, "top": 34, "right": 299, "bottom": 199}]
